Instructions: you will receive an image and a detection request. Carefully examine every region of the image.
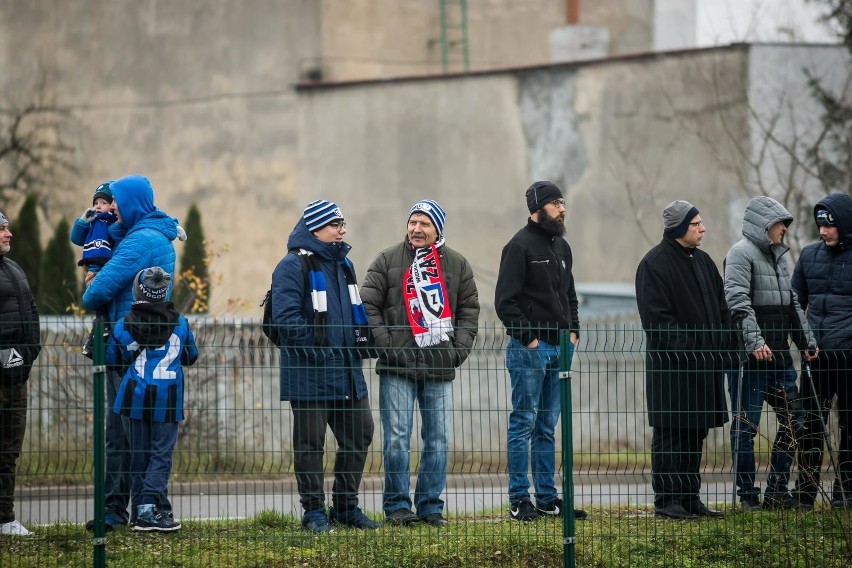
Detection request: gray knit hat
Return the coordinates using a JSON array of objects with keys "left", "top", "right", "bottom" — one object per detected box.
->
[
  {"left": 133, "top": 267, "right": 171, "bottom": 302},
  {"left": 663, "top": 200, "right": 699, "bottom": 237},
  {"left": 0, "top": 211, "right": 7, "bottom": 227}
]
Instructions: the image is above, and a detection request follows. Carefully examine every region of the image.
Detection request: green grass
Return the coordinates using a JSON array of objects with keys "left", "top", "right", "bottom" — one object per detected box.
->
[{"left": 5, "top": 507, "right": 851, "bottom": 568}]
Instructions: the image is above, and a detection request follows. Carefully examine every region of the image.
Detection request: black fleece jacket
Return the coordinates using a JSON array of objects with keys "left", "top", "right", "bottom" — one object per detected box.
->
[{"left": 495, "top": 219, "right": 580, "bottom": 345}]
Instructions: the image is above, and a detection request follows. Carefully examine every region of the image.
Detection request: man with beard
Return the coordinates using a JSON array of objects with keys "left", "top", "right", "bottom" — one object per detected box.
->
[
  {"left": 635, "top": 200, "right": 731, "bottom": 519},
  {"left": 495, "top": 181, "right": 586, "bottom": 522}
]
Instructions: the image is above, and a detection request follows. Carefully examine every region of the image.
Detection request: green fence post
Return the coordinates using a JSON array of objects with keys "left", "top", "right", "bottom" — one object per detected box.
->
[
  {"left": 92, "top": 321, "right": 106, "bottom": 568},
  {"left": 559, "top": 329, "right": 576, "bottom": 568}
]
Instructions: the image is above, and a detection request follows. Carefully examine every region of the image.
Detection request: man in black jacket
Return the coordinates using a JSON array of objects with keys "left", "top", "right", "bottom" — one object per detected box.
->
[
  {"left": 495, "top": 181, "right": 585, "bottom": 522},
  {"left": 0, "top": 210, "right": 41, "bottom": 536},
  {"left": 793, "top": 193, "right": 852, "bottom": 510},
  {"left": 635, "top": 200, "right": 730, "bottom": 520}
]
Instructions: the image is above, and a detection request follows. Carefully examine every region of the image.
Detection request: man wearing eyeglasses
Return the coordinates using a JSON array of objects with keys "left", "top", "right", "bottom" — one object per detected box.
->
[
  {"left": 635, "top": 200, "right": 732, "bottom": 520},
  {"left": 271, "top": 200, "right": 378, "bottom": 532},
  {"left": 495, "top": 181, "right": 586, "bottom": 522},
  {"left": 792, "top": 193, "right": 852, "bottom": 510}
]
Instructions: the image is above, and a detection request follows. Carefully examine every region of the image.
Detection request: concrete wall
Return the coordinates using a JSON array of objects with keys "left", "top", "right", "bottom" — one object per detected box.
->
[
  {"left": 0, "top": 0, "right": 321, "bottom": 313},
  {"left": 298, "top": 46, "right": 754, "bottom": 316},
  {"left": 317, "top": 0, "right": 566, "bottom": 80}
]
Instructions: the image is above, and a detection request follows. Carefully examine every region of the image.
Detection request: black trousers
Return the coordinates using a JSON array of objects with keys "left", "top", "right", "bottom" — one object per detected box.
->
[
  {"left": 0, "top": 382, "right": 27, "bottom": 524},
  {"left": 291, "top": 396, "right": 374, "bottom": 513},
  {"left": 651, "top": 426, "right": 709, "bottom": 508},
  {"left": 796, "top": 351, "right": 852, "bottom": 503}
]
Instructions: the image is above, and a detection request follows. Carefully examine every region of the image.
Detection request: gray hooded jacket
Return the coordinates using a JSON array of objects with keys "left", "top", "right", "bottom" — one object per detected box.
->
[{"left": 724, "top": 196, "right": 815, "bottom": 365}]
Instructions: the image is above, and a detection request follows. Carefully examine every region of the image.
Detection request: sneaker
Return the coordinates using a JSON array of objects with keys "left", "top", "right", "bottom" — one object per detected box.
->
[
  {"left": 740, "top": 494, "right": 761, "bottom": 511},
  {"left": 0, "top": 520, "right": 32, "bottom": 536},
  {"left": 422, "top": 513, "right": 449, "bottom": 527},
  {"left": 534, "top": 498, "right": 587, "bottom": 520},
  {"left": 132, "top": 505, "right": 181, "bottom": 532},
  {"left": 301, "top": 508, "right": 333, "bottom": 532},
  {"left": 509, "top": 499, "right": 539, "bottom": 522},
  {"left": 329, "top": 507, "right": 381, "bottom": 530},
  {"left": 85, "top": 513, "right": 127, "bottom": 532},
  {"left": 763, "top": 491, "right": 795, "bottom": 510},
  {"left": 831, "top": 498, "right": 851, "bottom": 510},
  {"left": 385, "top": 508, "right": 420, "bottom": 526}
]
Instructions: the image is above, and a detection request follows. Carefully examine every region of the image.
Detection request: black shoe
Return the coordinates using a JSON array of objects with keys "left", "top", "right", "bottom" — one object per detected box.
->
[
  {"left": 683, "top": 500, "right": 724, "bottom": 518},
  {"left": 740, "top": 494, "right": 762, "bottom": 511},
  {"left": 385, "top": 508, "right": 420, "bottom": 526},
  {"left": 654, "top": 503, "right": 698, "bottom": 520},
  {"left": 330, "top": 507, "right": 381, "bottom": 530},
  {"left": 422, "top": 513, "right": 449, "bottom": 527},
  {"left": 763, "top": 491, "right": 795, "bottom": 510},
  {"left": 509, "top": 499, "right": 539, "bottom": 522}
]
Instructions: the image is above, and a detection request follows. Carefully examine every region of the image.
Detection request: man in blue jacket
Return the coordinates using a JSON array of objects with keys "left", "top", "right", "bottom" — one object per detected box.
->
[
  {"left": 82, "top": 174, "right": 182, "bottom": 530},
  {"left": 793, "top": 193, "right": 852, "bottom": 510},
  {"left": 271, "top": 200, "right": 378, "bottom": 532}
]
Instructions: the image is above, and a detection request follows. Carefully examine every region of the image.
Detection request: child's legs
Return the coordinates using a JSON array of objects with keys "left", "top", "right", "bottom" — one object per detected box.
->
[
  {"left": 141, "top": 422, "right": 179, "bottom": 508},
  {"left": 128, "top": 419, "right": 152, "bottom": 509}
]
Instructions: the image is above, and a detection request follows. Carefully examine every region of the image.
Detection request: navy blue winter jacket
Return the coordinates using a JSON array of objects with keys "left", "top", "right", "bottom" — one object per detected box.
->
[
  {"left": 792, "top": 193, "right": 852, "bottom": 352},
  {"left": 271, "top": 219, "right": 368, "bottom": 402}
]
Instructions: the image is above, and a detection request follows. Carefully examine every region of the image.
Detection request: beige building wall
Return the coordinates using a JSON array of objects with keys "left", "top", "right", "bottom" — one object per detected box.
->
[
  {"left": 0, "top": 0, "right": 321, "bottom": 313},
  {"left": 298, "top": 46, "right": 752, "bottom": 315},
  {"left": 316, "top": 0, "right": 567, "bottom": 81}
]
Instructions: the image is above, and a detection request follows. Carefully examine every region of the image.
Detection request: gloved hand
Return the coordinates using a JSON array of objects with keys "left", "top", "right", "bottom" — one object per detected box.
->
[
  {"left": 80, "top": 207, "right": 97, "bottom": 223},
  {"left": 176, "top": 224, "right": 188, "bottom": 242}
]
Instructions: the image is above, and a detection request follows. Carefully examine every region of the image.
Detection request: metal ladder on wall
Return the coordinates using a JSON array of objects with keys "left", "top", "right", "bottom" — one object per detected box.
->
[{"left": 439, "top": 0, "right": 470, "bottom": 72}]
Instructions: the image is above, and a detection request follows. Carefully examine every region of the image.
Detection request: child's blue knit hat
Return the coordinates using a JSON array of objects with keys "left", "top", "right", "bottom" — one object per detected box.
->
[{"left": 92, "top": 181, "right": 114, "bottom": 205}]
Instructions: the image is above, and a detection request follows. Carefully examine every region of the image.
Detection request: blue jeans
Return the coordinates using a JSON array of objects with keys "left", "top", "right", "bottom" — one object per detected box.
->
[
  {"left": 128, "top": 419, "right": 179, "bottom": 512},
  {"left": 729, "top": 363, "right": 802, "bottom": 496},
  {"left": 380, "top": 373, "right": 452, "bottom": 518},
  {"left": 105, "top": 369, "right": 131, "bottom": 523},
  {"left": 506, "top": 338, "right": 568, "bottom": 504}
]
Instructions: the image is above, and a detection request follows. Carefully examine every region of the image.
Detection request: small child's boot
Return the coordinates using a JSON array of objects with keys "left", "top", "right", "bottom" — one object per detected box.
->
[{"left": 132, "top": 504, "right": 181, "bottom": 532}]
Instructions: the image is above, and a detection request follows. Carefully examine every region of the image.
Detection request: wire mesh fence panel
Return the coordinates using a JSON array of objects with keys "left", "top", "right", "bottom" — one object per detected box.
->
[{"left": 3, "top": 318, "right": 851, "bottom": 567}]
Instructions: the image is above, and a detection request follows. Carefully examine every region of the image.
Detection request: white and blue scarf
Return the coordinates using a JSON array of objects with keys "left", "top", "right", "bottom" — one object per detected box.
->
[{"left": 297, "top": 249, "right": 369, "bottom": 348}]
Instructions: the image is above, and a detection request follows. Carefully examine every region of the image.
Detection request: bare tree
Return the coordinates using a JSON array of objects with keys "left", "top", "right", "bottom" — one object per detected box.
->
[{"left": 0, "top": 98, "right": 77, "bottom": 206}]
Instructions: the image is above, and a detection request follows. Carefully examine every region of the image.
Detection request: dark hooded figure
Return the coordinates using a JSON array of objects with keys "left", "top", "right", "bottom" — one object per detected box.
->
[
  {"left": 793, "top": 192, "right": 852, "bottom": 510},
  {"left": 635, "top": 200, "right": 733, "bottom": 520}
]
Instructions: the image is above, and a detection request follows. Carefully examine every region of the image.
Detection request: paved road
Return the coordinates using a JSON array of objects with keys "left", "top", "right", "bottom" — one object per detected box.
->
[{"left": 18, "top": 473, "right": 748, "bottom": 525}]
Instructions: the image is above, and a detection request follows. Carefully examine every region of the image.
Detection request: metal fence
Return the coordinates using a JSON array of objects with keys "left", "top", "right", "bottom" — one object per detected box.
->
[{"left": 3, "top": 317, "right": 852, "bottom": 567}]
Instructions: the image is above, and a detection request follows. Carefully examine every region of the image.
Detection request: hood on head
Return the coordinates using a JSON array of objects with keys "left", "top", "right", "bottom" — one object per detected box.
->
[
  {"left": 111, "top": 175, "right": 155, "bottom": 229},
  {"left": 742, "top": 196, "right": 793, "bottom": 248},
  {"left": 814, "top": 193, "right": 852, "bottom": 247},
  {"left": 124, "top": 301, "right": 180, "bottom": 348}
]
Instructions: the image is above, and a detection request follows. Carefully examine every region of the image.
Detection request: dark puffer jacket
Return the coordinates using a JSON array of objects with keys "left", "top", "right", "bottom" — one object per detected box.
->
[
  {"left": 271, "top": 219, "right": 368, "bottom": 402},
  {"left": 792, "top": 193, "right": 852, "bottom": 351},
  {"left": 0, "top": 255, "right": 41, "bottom": 383},
  {"left": 724, "top": 196, "right": 814, "bottom": 367},
  {"left": 360, "top": 240, "right": 480, "bottom": 382}
]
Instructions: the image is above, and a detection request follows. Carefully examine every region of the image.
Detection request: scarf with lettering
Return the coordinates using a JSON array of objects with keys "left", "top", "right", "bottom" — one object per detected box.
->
[{"left": 402, "top": 242, "right": 453, "bottom": 347}]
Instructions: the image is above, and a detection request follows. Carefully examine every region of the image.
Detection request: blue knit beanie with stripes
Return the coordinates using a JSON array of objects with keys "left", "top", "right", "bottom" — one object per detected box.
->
[
  {"left": 303, "top": 199, "right": 344, "bottom": 232},
  {"left": 409, "top": 199, "right": 446, "bottom": 240}
]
